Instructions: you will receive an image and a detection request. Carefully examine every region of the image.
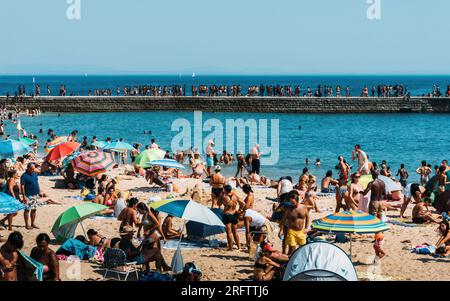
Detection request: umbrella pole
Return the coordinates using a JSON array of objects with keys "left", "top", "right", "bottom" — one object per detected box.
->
[
  {"left": 79, "top": 220, "right": 87, "bottom": 238},
  {"left": 179, "top": 221, "right": 186, "bottom": 243},
  {"left": 349, "top": 233, "right": 353, "bottom": 260}
]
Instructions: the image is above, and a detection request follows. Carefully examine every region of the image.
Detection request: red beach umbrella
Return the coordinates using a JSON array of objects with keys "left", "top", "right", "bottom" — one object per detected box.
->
[
  {"left": 45, "top": 142, "right": 80, "bottom": 162},
  {"left": 71, "top": 151, "right": 115, "bottom": 177}
]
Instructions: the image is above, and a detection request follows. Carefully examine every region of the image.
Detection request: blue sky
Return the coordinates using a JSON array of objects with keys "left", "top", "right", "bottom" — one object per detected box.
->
[{"left": 0, "top": 0, "right": 449, "bottom": 74}]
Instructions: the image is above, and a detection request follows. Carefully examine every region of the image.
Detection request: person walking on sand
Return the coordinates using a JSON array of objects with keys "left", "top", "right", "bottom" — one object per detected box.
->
[
  {"left": 373, "top": 232, "right": 386, "bottom": 263},
  {"left": 352, "top": 145, "right": 369, "bottom": 175},
  {"left": 205, "top": 140, "right": 216, "bottom": 177},
  {"left": 210, "top": 165, "right": 225, "bottom": 208},
  {"left": 362, "top": 169, "right": 386, "bottom": 220}
]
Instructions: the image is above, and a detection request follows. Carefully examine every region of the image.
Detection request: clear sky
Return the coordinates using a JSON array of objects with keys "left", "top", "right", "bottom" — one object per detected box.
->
[{"left": 0, "top": 0, "right": 449, "bottom": 75}]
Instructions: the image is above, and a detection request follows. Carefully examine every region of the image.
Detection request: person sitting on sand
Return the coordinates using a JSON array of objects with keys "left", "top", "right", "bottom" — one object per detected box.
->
[
  {"left": 399, "top": 183, "right": 425, "bottom": 219},
  {"left": 30, "top": 233, "right": 60, "bottom": 281},
  {"left": 302, "top": 191, "right": 321, "bottom": 214},
  {"left": 435, "top": 221, "right": 450, "bottom": 257},
  {"left": 254, "top": 243, "right": 282, "bottom": 281},
  {"left": 145, "top": 168, "right": 167, "bottom": 189},
  {"left": 162, "top": 215, "right": 182, "bottom": 240},
  {"left": 189, "top": 152, "right": 207, "bottom": 179},
  {"left": 118, "top": 226, "right": 171, "bottom": 272},
  {"left": 0, "top": 231, "right": 24, "bottom": 281},
  {"left": 246, "top": 170, "right": 270, "bottom": 186},
  {"left": 113, "top": 191, "right": 127, "bottom": 218},
  {"left": 321, "top": 171, "right": 338, "bottom": 193},
  {"left": 87, "top": 229, "right": 111, "bottom": 249},
  {"left": 412, "top": 198, "right": 440, "bottom": 224},
  {"left": 117, "top": 197, "right": 140, "bottom": 233}
]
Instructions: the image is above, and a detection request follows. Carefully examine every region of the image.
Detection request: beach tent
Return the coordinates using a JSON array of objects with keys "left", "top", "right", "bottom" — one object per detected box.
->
[
  {"left": 186, "top": 208, "right": 225, "bottom": 238},
  {"left": 283, "top": 242, "right": 358, "bottom": 281}
]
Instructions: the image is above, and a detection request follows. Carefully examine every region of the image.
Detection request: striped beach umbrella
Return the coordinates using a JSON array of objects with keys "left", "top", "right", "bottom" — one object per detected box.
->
[
  {"left": 45, "top": 142, "right": 80, "bottom": 162},
  {"left": 150, "top": 199, "right": 224, "bottom": 227},
  {"left": 19, "top": 137, "right": 36, "bottom": 146},
  {"left": 142, "top": 159, "right": 185, "bottom": 170},
  {"left": 45, "top": 136, "right": 68, "bottom": 153},
  {"left": 71, "top": 151, "right": 115, "bottom": 177},
  {"left": 312, "top": 210, "right": 389, "bottom": 234},
  {"left": 0, "top": 139, "right": 33, "bottom": 159},
  {"left": 134, "top": 149, "right": 166, "bottom": 167},
  {"left": 312, "top": 210, "right": 389, "bottom": 258}
]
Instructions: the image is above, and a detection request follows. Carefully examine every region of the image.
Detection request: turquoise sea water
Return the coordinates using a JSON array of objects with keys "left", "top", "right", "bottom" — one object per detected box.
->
[{"left": 5, "top": 112, "right": 449, "bottom": 184}]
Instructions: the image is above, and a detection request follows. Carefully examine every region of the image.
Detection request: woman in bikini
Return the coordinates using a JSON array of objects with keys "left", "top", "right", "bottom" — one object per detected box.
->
[
  {"left": 435, "top": 221, "right": 450, "bottom": 257},
  {"left": 0, "top": 170, "right": 20, "bottom": 231},
  {"left": 254, "top": 243, "right": 282, "bottom": 281},
  {"left": 210, "top": 165, "right": 225, "bottom": 208},
  {"left": 136, "top": 203, "right": 166, "bottom": 249},
  {"left": 30, "top": 233, "right": 60, "bottom": 281},
  {"left": 117, "top": 197, "right": 140, "bottom": 232},
  {"left": 242, "top": 184, "right": 254, "bottom": 210},
  {"left": 87, "top": 229, "right": 111, "bottom": 249},
  {"left": 344, "top": 173, "right": 363, "bottom": 211},
  {"left": 416, "top": 161, "right": 431, "bottom": 186}
]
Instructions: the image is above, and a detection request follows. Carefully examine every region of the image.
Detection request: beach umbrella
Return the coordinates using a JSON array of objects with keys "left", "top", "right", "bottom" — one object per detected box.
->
[
  {"left": 150, "top": 199, "right": 225, "bottom": 227},
  {"left": 45, "top": 136, "right": 68, "bottom": 153},
  {"left": 51, "top": 203, "right": 109, "bottom": 242},
  {"left": 103, "top": 141, "right": 136, "bottom": 151},
  {"left": 91, "top": 141, "right": 109, "bottom": 148},
  {"left": 19, "top": 137, "right": 36, "bottom": 146},
  {"left": 71, "top": 151, "right": 115, "bottom": 177},
  {"left": 0, "top": 192, "right": 25, "bottom": 214},
  {"left": 171, "top": 246, "right": 184, "bottom": 274},
  {"left": 62, "top": 151, "right": 81, "bottom": 167},
  {"left": 186, "top": 208, "right": 225, "bottom": 238},
  {"left": 134, "top": 149, "right": 166, "bottom": 167},
  {"left": 312, "top": 210, "right": 389, "bottom": 258},
  {"left": 0, "top": 139, "right": 33, "bottom": 159},
  {"left": 142, "top": 159, "right": 185, "bottom": 170},
  {"left": 378, "top": 175, "right": 402, "bottom": 193},
  {"left": 45, "top": 142, "right": 80, "bottom": 162}
]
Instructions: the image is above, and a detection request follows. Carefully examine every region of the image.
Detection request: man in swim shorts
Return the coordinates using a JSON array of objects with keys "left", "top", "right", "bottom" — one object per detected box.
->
[
  {"left": 284, "top": 191, "right": 309, "bottom": 255},
  {"left": 363, "top": 169, "right": 386, "bottom": 219}
]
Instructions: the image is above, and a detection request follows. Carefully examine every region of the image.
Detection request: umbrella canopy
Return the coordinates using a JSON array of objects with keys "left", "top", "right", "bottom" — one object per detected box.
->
[
  {"left": 51, "top": 203, "right": 108, "bottom": 242},
  {"left": 171, "top": 246, "right": 184, "bottom": 274},
  {"left": 91, "top": 141, "right": 109, "bottom": 148},
  {"left": 0, "top": 139, "right": 33, "bottom": 159},
  {"left": 349, "top": 175, "right": 402, "bottom": 193},
  {"left": 20, "top": 137, "right": 36, "bottom": 146},
  {"left": 45, "top": 142, "right": 80, "bottom": 162},
  {"left": 134, "top": 149, "right": 166, "bottom": 167},
  {"left": 45, "top": 136, "right": 68, "bottom": 153},
  {"left": 312, "top": 210, "right": 389, "bottom": 234},
  {"left": 62, "top": 151, "right": 81, "bottom": 167},
  {"left": 150, "top": 199, "right": 224, "bottom": 227},
  {"left": 71, "top": 151, "right": 115, "bottom": 177},
  {"left": 103, "top": 141, "right": 135, "bottom": 151},
  {"left": 142, "top": 159, "right": 185, "bottom": 170},
  {"left": 18, "top": 252, "right": 44, "bottom": 281},
  {"left": 0, "top": 192, "right": 25, "bottom": 214},
  {"left": 186, "top": 208, "right": 225, "bottom": 237}
]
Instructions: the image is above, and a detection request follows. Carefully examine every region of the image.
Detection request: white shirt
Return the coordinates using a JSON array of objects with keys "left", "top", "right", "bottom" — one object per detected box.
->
[
  {"left": 150, "top": 143, "right": 159, "bottom": 149},
  {"left": 245, "top": 209, "right": 266, "bottom": 228},
  {"left": 114, "top": 198, "right": 127, "bottom": 217}
]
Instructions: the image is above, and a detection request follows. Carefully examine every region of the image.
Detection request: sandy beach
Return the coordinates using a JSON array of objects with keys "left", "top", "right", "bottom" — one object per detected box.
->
[{"left": 1, "top": 170, "right": 448, "bottom": 281}]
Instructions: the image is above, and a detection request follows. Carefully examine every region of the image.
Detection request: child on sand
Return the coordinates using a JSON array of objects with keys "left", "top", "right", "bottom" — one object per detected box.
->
[{"left": 373, "top": 232, "right": 386, "bottom": 263}]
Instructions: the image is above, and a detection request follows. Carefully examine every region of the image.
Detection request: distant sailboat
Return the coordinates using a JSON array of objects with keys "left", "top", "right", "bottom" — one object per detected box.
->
[
  {"left": 84, "top": 73, "right": 88, "bottom": 77},
  {"left": 192, "top": 73, "right": 196, "bottom": 78}
]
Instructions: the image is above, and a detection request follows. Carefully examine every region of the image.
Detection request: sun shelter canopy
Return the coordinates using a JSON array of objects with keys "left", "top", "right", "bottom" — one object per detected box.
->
[{"left": 283, "top": 242, "right": 358, "bottom": 281}]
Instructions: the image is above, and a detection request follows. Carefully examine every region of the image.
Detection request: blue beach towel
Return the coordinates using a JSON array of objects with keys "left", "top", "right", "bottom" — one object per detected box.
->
[{"left": 57, "top": 238, "right": 97, "bottom": 260}]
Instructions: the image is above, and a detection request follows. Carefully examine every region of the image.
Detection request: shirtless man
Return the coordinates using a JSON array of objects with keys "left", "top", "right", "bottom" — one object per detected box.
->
[
  {"left": 399, "top": 183, "right": 425, "bottom": 219},
  {"left": 396, "top": 164, "right": 409, "bottom": 187},
  {"left": 210, "top": 166, "right": 225, "bottom": 208},
  {"left": 412, "top": 199, "right": 440, "bottom": 224},
  {"left": 284, "top": 192, "right": 309, "bottom": 255},
  {"left": 363, "top": 169, "right": 386, "bottom": 219},
  {"left": 321, "top": 170, "right": 338, "bottom": 193},
  {"left": 438, "top": 166, "right": 450, "bottom": 194},
  {"left": 0, "top": 232, "right": 24, "bottom": 281},
  {"left": 352, "top": 145, "right": 369, "bottom": 175},
  {"left": 218, "top": 185, "right": 245, "bottom": 250}
]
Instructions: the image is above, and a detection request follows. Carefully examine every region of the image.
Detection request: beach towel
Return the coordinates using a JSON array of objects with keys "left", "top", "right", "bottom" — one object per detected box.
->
[
  {"left": 89, "top": 215, "right": 115, "bottom": 220},
  {"left": 162, "top": 239, "right": 225, "bottom": 250},
  {"left": 411, "top": 245, "right": 436, "bottom": 254},
  {"left": 56, "top": 238, "right": 97, "bottom": 260},
  {"left": 316, "top": 192, "right": 335, "bottom": 198},
  {"left": 387, "top": 218, "right": 418, "bottom": 227}
]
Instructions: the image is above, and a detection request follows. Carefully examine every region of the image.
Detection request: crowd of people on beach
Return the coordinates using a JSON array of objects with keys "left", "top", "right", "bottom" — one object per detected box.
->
[
  {"left": 0, "top": 109, "right": 449, "bottom": 281},
  {"left": 3, "top": 83, "right": 450, "bottom": 99}
]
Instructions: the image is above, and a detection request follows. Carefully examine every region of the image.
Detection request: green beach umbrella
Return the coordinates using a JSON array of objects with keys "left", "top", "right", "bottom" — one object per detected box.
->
[
  {"left": 51, "top": 203, "right": 108, "bottom": 242},
  {"left": 134, "top": 149, "right": 166, "bottom": 167}
]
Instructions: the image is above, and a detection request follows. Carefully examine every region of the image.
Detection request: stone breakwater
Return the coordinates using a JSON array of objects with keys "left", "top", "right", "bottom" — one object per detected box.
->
[{"left": 1, "top": 96, "right": 450, "bottom": 113}]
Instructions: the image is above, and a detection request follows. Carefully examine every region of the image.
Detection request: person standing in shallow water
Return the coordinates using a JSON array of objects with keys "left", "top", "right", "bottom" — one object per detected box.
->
[{"left": 396, "top": 164, "right": 409, "bottom": 187}]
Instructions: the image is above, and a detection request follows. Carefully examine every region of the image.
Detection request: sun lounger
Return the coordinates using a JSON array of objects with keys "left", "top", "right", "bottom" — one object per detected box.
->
[{"left": 102, "top": 248, "right": 139, "bottom": 281}]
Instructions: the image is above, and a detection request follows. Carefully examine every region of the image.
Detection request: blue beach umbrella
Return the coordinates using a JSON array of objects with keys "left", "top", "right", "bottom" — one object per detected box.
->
[
  {"left": 142, "top": 159, "right": 186, "bottom": 170},
  {"left": 186, "top": 208, "right": 225, "bottom": 238},
  {"left": 91, "top": 141, "right": 109, "bottom": 148},
  {"left": 0, "top": 139, "right": 33, "bottom": 159},
  {"left": 0, "top": 192, "right": 26, "bottom": 214},
  {"left": 103, "top": 141, "right": 135, "bottom": 151}
]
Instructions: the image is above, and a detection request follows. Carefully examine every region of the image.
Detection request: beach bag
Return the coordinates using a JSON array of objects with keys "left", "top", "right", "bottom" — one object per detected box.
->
[
  {"left": 139, "top": 271, "right": 172, "bottom": 282},
  {"left": 179, "top": 262, "right": 202, "bottom": 281}
]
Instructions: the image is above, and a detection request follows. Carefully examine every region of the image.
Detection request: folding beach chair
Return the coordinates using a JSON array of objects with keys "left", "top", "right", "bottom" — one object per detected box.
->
[{"left": 102, "top": 248, "right": 139, "bottom": 281}]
